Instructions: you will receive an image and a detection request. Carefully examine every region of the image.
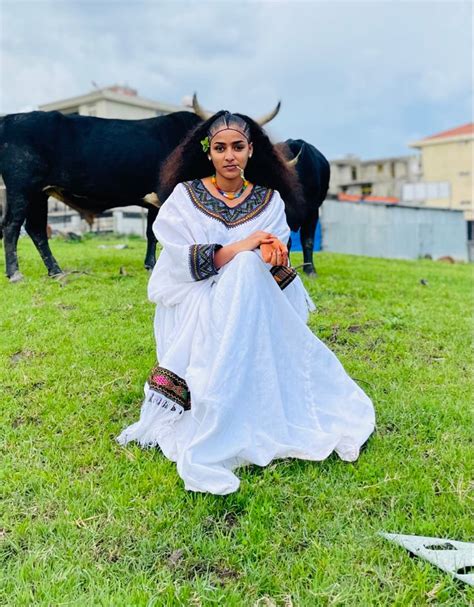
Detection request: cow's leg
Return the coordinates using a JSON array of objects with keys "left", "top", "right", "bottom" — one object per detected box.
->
[
  {"left": 300, "top": 211, "right": 319, "bottom": 277},
  {"left": 3, "top": 190, "right": 30, "bottom": 281},
  {"left": 144, "top": 206, "right": 158, "bottom": 270},
  {"left": 24, "top": 193, "right": 62, "bottom": 277}
]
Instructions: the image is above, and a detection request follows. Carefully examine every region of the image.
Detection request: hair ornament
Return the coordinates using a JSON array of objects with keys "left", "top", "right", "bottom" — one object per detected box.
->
[{"left": 200, "top": 136, "right": 210, "bottom": 152}]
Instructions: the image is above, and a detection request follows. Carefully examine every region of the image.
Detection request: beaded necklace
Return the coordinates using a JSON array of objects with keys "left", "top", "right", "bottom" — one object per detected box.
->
[{"left": 211, "top": 173, "right": 250, "bottom": 200}]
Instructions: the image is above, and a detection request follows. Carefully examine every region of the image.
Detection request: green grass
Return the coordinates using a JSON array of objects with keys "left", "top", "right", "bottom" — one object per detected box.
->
[{"left": 1, "top": 235, "right": 473, "bottom": 606}]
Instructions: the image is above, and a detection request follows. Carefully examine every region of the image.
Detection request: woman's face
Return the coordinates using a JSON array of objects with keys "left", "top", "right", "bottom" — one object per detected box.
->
[{"left": 208, "top": 129, "right": 253, "bottom": 179}]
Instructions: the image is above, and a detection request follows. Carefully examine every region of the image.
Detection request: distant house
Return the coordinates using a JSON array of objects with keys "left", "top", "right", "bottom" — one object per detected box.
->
[
  {"left": 327, "top": 124, "right": 473, "bottom": 261},
  {"left": 329, "top": 154, "right": 422, "bottom": 201},
  {"left": 39, "top": 84, "right": 189, "bottom": 120},
  {"left": 406, "top": 123, "right": 473, "bottom": 221}
]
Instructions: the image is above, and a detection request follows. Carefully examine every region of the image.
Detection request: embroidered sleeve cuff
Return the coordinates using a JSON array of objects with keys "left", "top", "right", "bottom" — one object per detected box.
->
[
  {"left": 189, "top": 244, "right": 222, "bottom": 281},
  {"left": 270, "top": 265, "right": 297, "bottom": 290}
]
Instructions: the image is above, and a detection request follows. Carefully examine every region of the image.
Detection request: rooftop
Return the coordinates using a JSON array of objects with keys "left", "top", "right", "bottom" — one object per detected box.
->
[
  {"left": 410, "top": 122, "right": 474, "bottom": 148},
  {"left": 330, "top": 154, "right": 415, "bottom": 165},
  {"left": 423, "top": 122, "right": 474, "bottom": 141},
  {"left": 39, "top": 84, "right": 192, "bottom": 114}
]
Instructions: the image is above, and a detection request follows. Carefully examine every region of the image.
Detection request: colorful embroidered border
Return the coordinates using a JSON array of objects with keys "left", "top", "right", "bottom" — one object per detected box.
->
[
  {"left": 183, "top": 180, "right": 274, "bottom": 228},
  {"left": 148, "top": 364, "right": 191, "bottom": 410},
  {"left": 270, "top": 265, "right": 297, "bottom": 290},
  {"left": 188, "top": 243, "right": 222, "bottom": 281}
]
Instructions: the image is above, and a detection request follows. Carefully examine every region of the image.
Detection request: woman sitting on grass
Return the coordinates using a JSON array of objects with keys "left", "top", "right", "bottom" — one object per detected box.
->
[{"left": 117, "top": 110, "right": 375, "bottom": 495}]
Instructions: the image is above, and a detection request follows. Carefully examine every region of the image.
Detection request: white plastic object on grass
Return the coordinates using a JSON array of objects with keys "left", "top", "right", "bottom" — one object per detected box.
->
[{"left": 381, "top": 533, "right": 474, "bottom": 587}]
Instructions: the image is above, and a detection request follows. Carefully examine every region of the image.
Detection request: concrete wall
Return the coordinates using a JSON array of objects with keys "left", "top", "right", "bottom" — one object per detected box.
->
[
  {"left": 48, "top": 206, "right": 148, "bottom": 237},
  {"left": 113, "top": 208, "right": 148, "bottom": 236},
  {"left": 320, "top": 199, "right": 468, "bottom": 261},
  {"left": 100, "top": 100, "right": 159, "bottom": 119}
]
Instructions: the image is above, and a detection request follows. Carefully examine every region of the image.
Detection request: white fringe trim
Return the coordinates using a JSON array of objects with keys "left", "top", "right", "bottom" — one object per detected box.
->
[
  {"left": 304, "top": 289, "right": 317, "bottom": 312},
  {"left": 116, "top": 390, "right": 184, "bottom": 451}
]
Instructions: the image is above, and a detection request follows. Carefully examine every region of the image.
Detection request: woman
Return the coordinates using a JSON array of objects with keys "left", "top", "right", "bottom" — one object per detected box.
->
[{"left": 117, "top": 110, "right": 375, "bottom": 495}]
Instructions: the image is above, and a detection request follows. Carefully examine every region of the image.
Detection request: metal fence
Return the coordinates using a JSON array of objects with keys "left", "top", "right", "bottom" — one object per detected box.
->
[{"left": 320, "top": 199, "right": 469, "bottom": 261}]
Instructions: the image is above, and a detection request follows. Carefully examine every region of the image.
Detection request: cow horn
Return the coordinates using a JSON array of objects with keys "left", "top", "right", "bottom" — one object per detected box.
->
[
  {"left": 193, "top": 93, "right": 281, "bottom": 126},
  {"left": 255, "top": 101, "right": 281, "bottom": 125},
  {"left": 287, "top": 148, "right": 302, "bottom": 166},
  {"left": 192, "top": 93, "right": 213, "bottom": 120}
]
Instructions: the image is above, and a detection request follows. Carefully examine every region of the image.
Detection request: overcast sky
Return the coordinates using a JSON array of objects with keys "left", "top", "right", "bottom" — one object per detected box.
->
[{"left": 0, "top": 0, "right": 471, "bottom": 160}]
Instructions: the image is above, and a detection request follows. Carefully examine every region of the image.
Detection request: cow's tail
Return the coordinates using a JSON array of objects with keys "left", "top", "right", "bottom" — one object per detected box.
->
[{"left": 0, "top": 116, "right": 6, "bottom": 240}]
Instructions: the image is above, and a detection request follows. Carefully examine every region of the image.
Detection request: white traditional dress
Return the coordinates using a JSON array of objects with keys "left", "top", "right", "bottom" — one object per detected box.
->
[{"left": 116, "top": 179, "right": 375, "bottom": 494}]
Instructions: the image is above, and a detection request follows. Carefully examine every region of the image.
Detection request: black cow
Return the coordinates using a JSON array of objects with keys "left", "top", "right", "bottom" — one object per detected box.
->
[
  {"left": 0, "top": 110, "right": 200, "bottom": 281},
  {"left": 278, "top": 139, "right": 330, "bottom": 276}
]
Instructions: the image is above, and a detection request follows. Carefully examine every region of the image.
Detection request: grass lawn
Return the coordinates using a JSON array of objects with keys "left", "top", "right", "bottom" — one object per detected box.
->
[{"left": 1, "top": 234, "right": 473, "bottom": 606}]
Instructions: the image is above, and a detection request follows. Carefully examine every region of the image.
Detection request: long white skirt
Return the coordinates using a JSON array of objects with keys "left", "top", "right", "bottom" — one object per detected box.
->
[{"left": 117, "top": 251, "right": 375, "bottom": 494}]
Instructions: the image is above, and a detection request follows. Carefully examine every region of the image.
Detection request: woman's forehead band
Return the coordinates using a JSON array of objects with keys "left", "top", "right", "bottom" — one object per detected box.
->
[{"left": 209, "top": 128, "right": 250, "bottom": 142}]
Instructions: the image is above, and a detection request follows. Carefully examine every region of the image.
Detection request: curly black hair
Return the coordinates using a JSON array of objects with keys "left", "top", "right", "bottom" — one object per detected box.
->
[{"left": 159, "top": 110, "right": 305, "bottom": 230}]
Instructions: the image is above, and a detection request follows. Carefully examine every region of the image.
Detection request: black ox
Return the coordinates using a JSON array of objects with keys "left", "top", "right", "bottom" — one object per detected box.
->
[
  {"left": 0, "top": 107, "right": 329, "bottom": 281},
  {"left": 0, "top": 110, "right": 200, "bottom": 281},
  {"left": 278, "top": 139, "right": 330, "bottom": 275}
]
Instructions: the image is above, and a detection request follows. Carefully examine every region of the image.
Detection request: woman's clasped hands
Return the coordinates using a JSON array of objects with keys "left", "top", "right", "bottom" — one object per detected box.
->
[{"left": 238, "top": 230, "right": 289, "bottom": 267}]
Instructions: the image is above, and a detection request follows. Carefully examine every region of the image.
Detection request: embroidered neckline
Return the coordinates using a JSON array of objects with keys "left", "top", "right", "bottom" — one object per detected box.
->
[{"left": 183, "top": 179, "right": 274, "bottom": 228}]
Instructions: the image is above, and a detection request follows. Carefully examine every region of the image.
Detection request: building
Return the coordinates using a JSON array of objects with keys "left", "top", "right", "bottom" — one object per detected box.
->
[
  {"left": 328, "top": 123, "right": 473, "bottom": 260},
  {"left": 37, "top": 85, "right": 194, "bottom": 235},
  {"left": 405, "top": 123, "right": 473, "bottom": 220},
  {"left": 39, "top": 84, "right": 187, "bottom": 119},
  {"left": 329, "top": 154, "right": 422, "bottom": 200}
]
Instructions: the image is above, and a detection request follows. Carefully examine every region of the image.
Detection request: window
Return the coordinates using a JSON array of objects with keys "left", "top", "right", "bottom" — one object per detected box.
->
[
  {"left": 402, "top": 181, "right": 451, "bottom": 201},
  {"left": 351, "top": 167, "right": 357, "bottom": 180}
]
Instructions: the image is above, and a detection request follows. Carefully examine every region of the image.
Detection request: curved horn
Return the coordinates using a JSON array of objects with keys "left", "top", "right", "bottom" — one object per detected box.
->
[
  {"left": 255, "top": 101, "right": 281, "bottom": 125},
  {"left": 286, "top": 147, "right": 302, "bottom": 166},
  {"left": 192, "top": 93, "right": 213, "bottom": 120}
]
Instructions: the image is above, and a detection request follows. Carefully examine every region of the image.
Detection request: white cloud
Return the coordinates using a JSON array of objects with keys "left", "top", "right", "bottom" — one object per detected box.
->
[{"left": 0, "top": 0, "right": 471, "bottom": 159}]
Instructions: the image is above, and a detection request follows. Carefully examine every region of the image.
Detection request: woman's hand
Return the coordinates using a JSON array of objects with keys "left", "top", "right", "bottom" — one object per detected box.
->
[
  {"left": 214, "top": 231, "right": 288, "bottom": 270},
  {"left": 239, "top": 231, "right": 288, "bottom": 266},
  {"left": 261, "top": 239, "right": 288, "bottom": 266},
  {"left": 214, "top": 231, "right": 274, "bottom": 270},
  {"left": 237, "top": 230, "right": 276, "bottom": 252}
]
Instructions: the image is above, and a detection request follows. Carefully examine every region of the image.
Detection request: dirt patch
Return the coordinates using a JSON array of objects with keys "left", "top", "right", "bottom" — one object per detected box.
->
[
  {"left": 11, "top": 414, "right": 42, "bottom": 428},
  {"left": 10, "top": 350, "right": 35, "bottom": 364},
  {"left": 186, "top": 560, "right": 240, "bottom": 584},
  {"left": 167, "top": 548, "right": 184, "bottom": 568}
]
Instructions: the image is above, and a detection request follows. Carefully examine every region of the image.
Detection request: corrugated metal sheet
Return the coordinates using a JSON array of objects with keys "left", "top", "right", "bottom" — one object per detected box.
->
[{"left": 320, "top": 199, "right": 468, "bottom": 261}]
